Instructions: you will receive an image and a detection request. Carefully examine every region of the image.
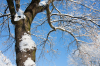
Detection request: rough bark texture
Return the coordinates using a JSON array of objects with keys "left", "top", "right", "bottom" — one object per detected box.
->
[
  {"left": 15, "top": 0, "right": 20, "bottom": 11},
  {"left": 6, "top": 0, "right": 53, "bottom": 65},
  {"left": 15, "top": 19, "right": 36, "bottom": 66}
]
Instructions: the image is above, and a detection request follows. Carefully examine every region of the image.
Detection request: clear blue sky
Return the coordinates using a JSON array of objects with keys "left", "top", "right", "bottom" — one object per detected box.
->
[
  {"left": 0, "top": 0, "right": 73, "bottom": 66},
  {"left": 0, "top": 0, "right": 99, "bottom": 66}
]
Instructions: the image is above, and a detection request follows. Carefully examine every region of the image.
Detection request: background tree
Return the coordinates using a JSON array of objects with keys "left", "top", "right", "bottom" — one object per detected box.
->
[
  {"left": 0, "top": 0, "right": 100, "bottom": 66},
  {"left": 68, "top": 34, "right": 100, "bottom": 66}
]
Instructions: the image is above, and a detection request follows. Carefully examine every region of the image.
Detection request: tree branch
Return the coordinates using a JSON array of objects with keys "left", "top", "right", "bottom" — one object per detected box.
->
[
  {"left": 43, "top": 29, "right": 55, "bottom": 44},
  {"left": 51, "top": 13, "right": 100, "bottom": 27},
  {"left": 4, "top": 6, "right": 8, "bottom": 14},
  {"left": 46, "top": 4, "right": 55, "bottom": 30},
  {"left": 69, "top": 0, "right": 100, "bottom": 12},
  {"left": 15, "top": 0, "right": 20, "bottom": 11},
  {"left": 6, "top": 0, "right": 16, "bottom": 16},
  {"left": 0, "top": 14, "right": 10, "bottom": 18},
  {"left": 24, "top": 0, "right": 54, "bottom": 23},
  {"left": 24, "top": 0, "right": 44, "bottom": 23},
  {"left": 52, "top": 2, "right": 61, "bottom": 13},
  {"left": 55, "top": 27, "right": 78, "bottom": 41},
  {"left": 45, "top": 10, "right": 78, "bottom": 42}
]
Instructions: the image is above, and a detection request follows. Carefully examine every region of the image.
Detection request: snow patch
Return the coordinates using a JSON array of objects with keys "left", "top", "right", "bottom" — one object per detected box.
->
[
  {"left": 39, "top": 0, "right": 48, "bottom": 6},
  {"left": 24, "top": 55, "right": 27, "bottom": 57},
  {"left": 14, "top": 9, "right": 26, "bottom": 21},
  {"left": 19, "top": 33, "right": 36, "bottom": 52},
  {"left": 24, "top": 57, "right": 36, "bottom": 66}
]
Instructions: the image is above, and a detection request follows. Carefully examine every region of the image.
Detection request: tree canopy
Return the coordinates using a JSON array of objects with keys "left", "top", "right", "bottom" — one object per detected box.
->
[{"left": 0, "top": 0, "right": 100, "bottom": 66}]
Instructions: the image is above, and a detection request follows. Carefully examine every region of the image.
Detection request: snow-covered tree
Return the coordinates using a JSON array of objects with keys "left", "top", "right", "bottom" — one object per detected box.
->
[
  {"left": 0, "top": 51, "right": 15, "bottom": 66},
  {"left": 0, "top": 0, "right": 100, "bottom": 66},
  {"left": 68, "top": 34, "right": 100, "bottom": 66}
]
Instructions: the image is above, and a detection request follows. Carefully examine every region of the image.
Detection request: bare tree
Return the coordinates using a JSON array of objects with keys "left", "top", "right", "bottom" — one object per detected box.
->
[{"left": 0, "top": 0, "right": 100, "bottom": 66}]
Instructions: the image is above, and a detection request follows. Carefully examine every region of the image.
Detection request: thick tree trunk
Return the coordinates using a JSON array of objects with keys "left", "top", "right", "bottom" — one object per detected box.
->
[
  {"left": 6, "top": 0, "right": 52, "bottom": 66},
  {"left": 15, "top": 19, "right": 36, "bottom": 66}
]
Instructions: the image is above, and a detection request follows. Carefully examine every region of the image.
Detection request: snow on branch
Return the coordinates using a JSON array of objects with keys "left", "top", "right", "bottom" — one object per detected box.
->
[
  {"left": 39, "top": 0, "right": 48, "bottom": 6},
  {"left": 51, "top": 13, "right": 100, "bottom": 27},
  {"left": 52, "top": 2, "right": 61, "bottom": 13},
  {"left": 68, "top": 34, "right": 100, "bottom": 66},
  {"left": 0, "top": 14, "right": 10, "bottom": 18},
  {"left": 19, "top": 33, "right": 36, "bottom": 52},
  {"left": 69, "top": 0, "right": 100, "bottom": 12},
  {"left": 55, "top": 27, "right": 78, "bottom": 42},
  {"left": 0, "top": 51, "right": 15, "bottom": 66},
  {"left": 14, "top": 9, "right": 26, "bottom": 21}
]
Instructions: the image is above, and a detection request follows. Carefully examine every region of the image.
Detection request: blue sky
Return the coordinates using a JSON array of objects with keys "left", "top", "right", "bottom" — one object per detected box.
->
[
  {"left": 0, "top": 0, "right": 72, "bottom": 66},
  {"left": 0, "top": 0, "right": 100, "bottom": 66}
]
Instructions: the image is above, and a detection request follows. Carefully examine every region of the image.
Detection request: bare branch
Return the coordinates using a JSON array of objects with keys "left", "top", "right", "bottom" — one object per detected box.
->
[
  {"left": 0, "top": 14, "right": 10, "bottom": 18},
  {"left": 55, "top": 27, "right": 78, "bottom": 41},
  {"left": 52, "top": 2, "right": 61, "bottom": 13},
  {"left": 6, "top": 0, "right": 16, "bottom": 16},
  {"left": 51, "top": 13, "right": 100, "bottom": 27},
  {"left": 46, "top": 4, "right": 55, "bottom": 30},
  {"left": 4, "top": 6, "right": 8, "bottom": 14},
  {"left": 43, "top": 29, "right": 55, "bottom": 44},
  {"left": 69, "top": 0, "right": 100, "bottom": 12},
  {"left": 15, "top": 0, "right": 20, "bottom": 12}
]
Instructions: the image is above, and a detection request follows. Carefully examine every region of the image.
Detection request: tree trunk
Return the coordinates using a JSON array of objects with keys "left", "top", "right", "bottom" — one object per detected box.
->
[
  {"left": 6, "top": 0, "right": 51, "bottom": 66},
  {"left": 15, "top": 19, "right": 36, "bottom": 66}
]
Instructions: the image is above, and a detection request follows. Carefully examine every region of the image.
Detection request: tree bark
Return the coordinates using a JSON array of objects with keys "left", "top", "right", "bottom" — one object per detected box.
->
[
  {"left": 15, "top": 19, "right": 36, "bottom": 66},
  {"left": 6, "top": 0, "right": 53, "bottom": 65}
]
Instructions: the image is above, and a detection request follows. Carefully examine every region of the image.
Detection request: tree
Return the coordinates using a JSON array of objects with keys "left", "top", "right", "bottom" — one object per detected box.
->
[
  {"left": 0, "top": 0, "right": 100, "bottom": 66},
  {"left": 68, "top": 34, "right": 100, "bottom": 66},
  {"left": 0, "top": 51, "right": 15, "bottom": 66}
]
